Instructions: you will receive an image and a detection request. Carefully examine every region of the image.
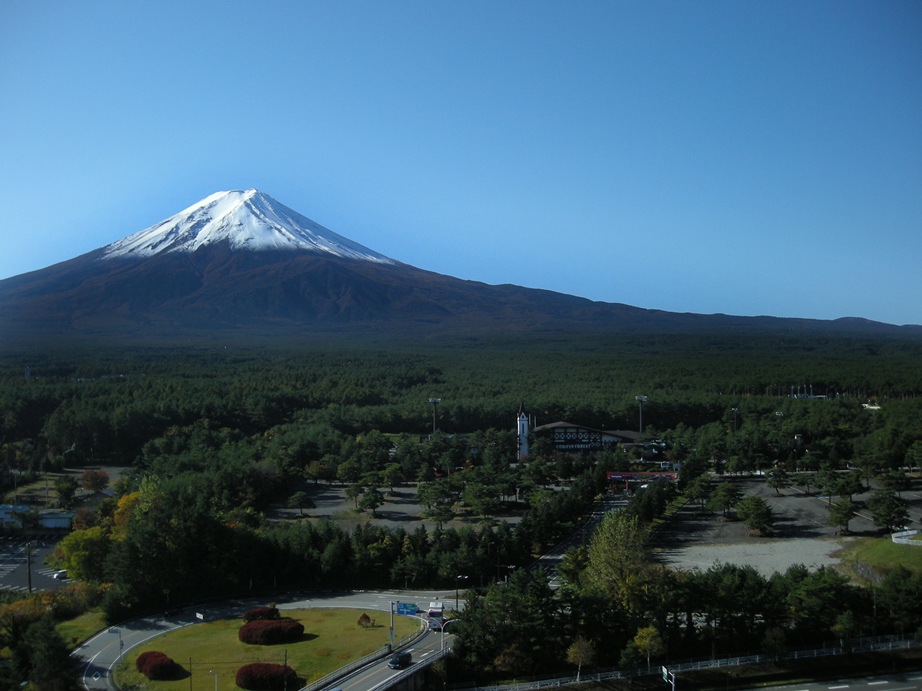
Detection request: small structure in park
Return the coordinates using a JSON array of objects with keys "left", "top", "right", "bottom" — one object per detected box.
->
[{"left": 516, "top": 405, "right": 654, "bottom": 458}]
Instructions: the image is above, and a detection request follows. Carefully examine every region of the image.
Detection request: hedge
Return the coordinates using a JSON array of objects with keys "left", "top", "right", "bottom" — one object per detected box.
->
[
  {"left": 136, "top": 651, "right": 182, "bottom": 680},
  {"left": 238, "top": 618, "right": 305, "bottom": 645},
  {"left": 235, "top": 662, "right": 299, "bottom": 690}
]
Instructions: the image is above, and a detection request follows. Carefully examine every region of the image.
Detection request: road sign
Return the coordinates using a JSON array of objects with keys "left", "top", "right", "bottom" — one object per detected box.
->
[
  {"left": 396, "top": 603, "right": 417, "bottom": 616},
  {"left": 661, "top": 666, "right": 668, "bottom": 682}
]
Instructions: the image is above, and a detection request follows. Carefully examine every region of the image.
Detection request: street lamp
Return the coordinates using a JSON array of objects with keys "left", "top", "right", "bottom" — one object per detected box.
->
[
  {"left": 635, "top": 396, "right": 648, "bottom": 435},
  {"left": 441, "top": 618, "right": 461, "bottom": 651},
  {"left": 731, "top": 407, "right": 739, "bottom": 434},
  {"left": 209, "top": 670, "right": 218, "bottom": 691},
  {"left": 428, "top": 398, "right": 441, "bottom": 434},
  {"left": 109, "top": 627, "right": 123, "bottom": 664},
  {"left": 455, "top": 575, "right": 468, "bottom": 611}
]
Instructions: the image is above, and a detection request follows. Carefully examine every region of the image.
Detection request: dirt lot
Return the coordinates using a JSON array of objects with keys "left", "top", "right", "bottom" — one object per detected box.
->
[{"left": 651, "top": 474, "right": 922, "bottom": 577}]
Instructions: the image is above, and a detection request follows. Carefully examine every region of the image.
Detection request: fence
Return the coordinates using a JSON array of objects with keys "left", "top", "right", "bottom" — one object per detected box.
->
[
  {"left": 891, "top": 529, "right": 922, "bottom": 546},
  {"left": 446, "top": 635, "right": 919, "bottom": 691}
]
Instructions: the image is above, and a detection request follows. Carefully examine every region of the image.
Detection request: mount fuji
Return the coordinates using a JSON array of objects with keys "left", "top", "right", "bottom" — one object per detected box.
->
[
  {"left": 0, "top": 190, "right": 916, "bottom": 345},
  {"left": 100, "top": 189, "right": 394, "bottom": 264}
]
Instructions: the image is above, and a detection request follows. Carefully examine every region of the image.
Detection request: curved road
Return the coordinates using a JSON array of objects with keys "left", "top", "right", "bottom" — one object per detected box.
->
[{"left": 75, "top": 590, "right": 455, "bottom": 691}]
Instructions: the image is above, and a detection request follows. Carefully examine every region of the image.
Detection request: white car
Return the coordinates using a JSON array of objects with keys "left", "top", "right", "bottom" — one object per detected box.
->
[{"left": 53, "top": 571, "right": 67, "bottom": 580}]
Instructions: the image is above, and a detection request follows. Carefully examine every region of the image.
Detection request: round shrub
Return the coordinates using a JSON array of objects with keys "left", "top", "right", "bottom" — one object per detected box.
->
[
  {"left": 244, "top": 606, "right": 281, "bottom": 623},
  {"left": 136, "top": 651, "right": 182, "bottom": 680},
  {"left": 238, "top": 618, "right": 305, "bottom": 645},
  {"left": 235, "top": 662, "right": 299, "bottom": 690}
]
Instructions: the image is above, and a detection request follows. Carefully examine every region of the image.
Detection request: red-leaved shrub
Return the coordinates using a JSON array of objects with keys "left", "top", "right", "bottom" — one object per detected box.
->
[
  {"left": 235, "top": 662, "right": 299, "bottom": 690},
  {"left": 243, "top": 606, "right": 281, "bottom": 623},
  {"left": 136, "top": 651, "right": 182, "bottom": 680},
  {"left": 238, "top": 618, "right": 305, "bottom": 645}
]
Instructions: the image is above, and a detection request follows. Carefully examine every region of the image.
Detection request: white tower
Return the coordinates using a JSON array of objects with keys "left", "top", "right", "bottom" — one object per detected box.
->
[{"left": 517, "top": 402, "right": 529, "bottom": 459}]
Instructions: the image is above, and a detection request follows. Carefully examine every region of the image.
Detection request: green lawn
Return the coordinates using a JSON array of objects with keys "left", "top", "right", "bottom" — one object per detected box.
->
[
  {"left": 57, "top": 609, "right": 108, "bottom": 649},
  {"left": 837, "top": 536, "right": 922, "bottom": 577},
  {"left": 114, "top": 608, "right": 419, "bottom": 690}
]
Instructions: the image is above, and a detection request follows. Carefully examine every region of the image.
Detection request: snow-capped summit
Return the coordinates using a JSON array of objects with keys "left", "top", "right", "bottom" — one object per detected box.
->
[{"left": 100, "top": 189, "right": 394, "bottom": 264}]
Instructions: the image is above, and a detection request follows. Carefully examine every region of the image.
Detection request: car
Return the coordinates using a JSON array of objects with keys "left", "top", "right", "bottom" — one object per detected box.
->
[
  {"left": 53, "top": 571, "right": 67, "bottom": 580},
  {"left": 387, "top": 651, "right": 412, "bottom": 669}
]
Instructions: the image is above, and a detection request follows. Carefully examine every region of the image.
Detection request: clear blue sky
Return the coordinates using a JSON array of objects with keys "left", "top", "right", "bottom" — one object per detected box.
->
[{"left": 2, "top": 1, "right": 920, "bottom": 325}]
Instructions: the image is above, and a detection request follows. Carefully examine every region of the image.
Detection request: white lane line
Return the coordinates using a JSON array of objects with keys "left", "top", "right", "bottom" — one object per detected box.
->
[{"left": 367, "top": 674, "right": 401, "bottom": 691}]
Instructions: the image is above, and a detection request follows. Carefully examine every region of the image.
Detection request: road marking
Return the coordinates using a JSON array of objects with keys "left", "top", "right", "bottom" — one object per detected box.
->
[
  {"left": 868, "top": 682, "right": 888, "bottom": 686},
  {"left": 367, "top": 674, "right": 401, "bottom": 691},
  {"left": 828, "top": 686, "right": 850, "bottom": 689}
]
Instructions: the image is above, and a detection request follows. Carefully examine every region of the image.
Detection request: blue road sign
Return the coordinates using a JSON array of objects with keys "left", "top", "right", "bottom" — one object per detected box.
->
[{"left": 396, "top": 603, "right": 417, "bottom": 616}]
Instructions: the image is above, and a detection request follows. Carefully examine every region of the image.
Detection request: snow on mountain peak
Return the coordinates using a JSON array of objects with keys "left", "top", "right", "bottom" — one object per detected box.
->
[{"left": 100, "top": 189, "right": 394, "bottom": 264}]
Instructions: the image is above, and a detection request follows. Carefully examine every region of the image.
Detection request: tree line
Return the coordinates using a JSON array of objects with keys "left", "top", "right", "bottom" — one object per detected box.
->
[{"left": 449, "top": 496, "right": 922, "bottom": 681}]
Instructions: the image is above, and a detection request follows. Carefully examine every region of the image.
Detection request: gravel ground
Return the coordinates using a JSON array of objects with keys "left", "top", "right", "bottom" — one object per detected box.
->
[
  {"left": 649, "top": 473, "right": 922, "bottom": 577},
  {"left": 654, "top": 536, "right": 849, "bottom": 577},
  {"left": 274, "top": 474, "right": 922, "bottom": 578}
]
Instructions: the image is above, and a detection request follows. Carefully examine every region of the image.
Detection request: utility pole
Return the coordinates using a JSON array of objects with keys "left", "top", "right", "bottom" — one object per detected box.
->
[
  {"left": 389, "top": 601, "right": 396, "bottom": 646},
  {"left": 635, "top": 395, "right": 648, "bottom": 434},
  {"left": 429, "top": 398, "right": 441, "bottom": 434}
]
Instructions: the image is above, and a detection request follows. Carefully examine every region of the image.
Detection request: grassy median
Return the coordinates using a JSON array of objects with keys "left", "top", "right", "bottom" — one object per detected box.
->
[{"left": 113, "top": 608, "right": 420, "bottom": 690}]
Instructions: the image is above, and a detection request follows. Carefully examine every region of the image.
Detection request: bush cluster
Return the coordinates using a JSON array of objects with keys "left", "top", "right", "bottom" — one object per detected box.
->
[
  {"left": 238, "top": 618, "right": 305, "bottom": 645},
  {"left": 136, "top": 651, "right": 182, "bottom": 680},
  {"left": 243, "top": 605, "right": 281, "bottom": 622},
  {"left": 235, "top": 662, "right": 299, "bottom": 690}
]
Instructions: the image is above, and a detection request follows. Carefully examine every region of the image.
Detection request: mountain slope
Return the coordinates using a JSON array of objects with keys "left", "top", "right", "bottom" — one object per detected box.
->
[{"left": 0, "top": 190, "right": 919, "bottom": 345}]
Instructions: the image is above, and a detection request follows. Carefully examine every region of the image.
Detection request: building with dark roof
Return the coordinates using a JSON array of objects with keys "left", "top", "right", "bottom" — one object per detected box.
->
[{"left": 532, "top": 421, "right": 643, "bottom": 452}]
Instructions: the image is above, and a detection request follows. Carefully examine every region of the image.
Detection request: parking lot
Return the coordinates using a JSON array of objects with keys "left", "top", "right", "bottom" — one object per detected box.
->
[
  {"left": 0, "top": 534, "right": 69, "bottom": 594},
  {"left": 652, "top": 475, "right": 922, "bottom": 577}
]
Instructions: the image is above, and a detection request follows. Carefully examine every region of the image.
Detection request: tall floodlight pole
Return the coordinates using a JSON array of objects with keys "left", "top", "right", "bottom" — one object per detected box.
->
[
  {"left": 635, "top": 396, "right": 648, "bottom": 435},
  {"left": 429, "top": 398, "right": 441, "bottom": 434}
]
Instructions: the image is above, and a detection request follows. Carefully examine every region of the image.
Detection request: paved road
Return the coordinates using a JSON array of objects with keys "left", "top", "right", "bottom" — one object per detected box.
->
[
  {"left": 754, "top": 670, "right": 922, "bottom": 691},
  {"left": 74, "top": 589, "right": 456, "bottom": 691},
  {"left": 325, "top": 627, "right": 451, "bottom": 691},
  {"left": 533, "top": 495, "right": 627, "bottom": 588}
]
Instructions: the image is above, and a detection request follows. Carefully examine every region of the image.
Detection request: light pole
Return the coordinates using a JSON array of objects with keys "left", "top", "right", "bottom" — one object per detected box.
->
[
  {"left": 428, "top": 398, "right": 441, "bottom": 435},
  {"left": 731, "top": 407, "right": 739, "bottom": 434},
  {"left": 109, "top": 627, "right": 123, "bottom": 664},
  {"left": 209, "top": 670, "right": 218, "bottom": 691},
  {"left": 635, "top": 395, "right": 648, "bottom": 435},
  {"left": 441, "top": 618, "right": 461, "bottom": 651},
  {"left": 455, "top": 575, "right": 468, "bottom": 611},
  {"left": 389, "top": 601, "right": 396, "bottom": 645}
]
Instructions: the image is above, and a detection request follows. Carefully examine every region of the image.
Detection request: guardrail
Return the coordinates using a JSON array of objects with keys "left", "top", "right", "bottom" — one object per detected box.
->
[
  {"left": 373, "top": 648, "right": 451, "bottom": 691},
  {"left": 892, "top": 529, "right": 922, "bottom": 546},
  {"left": 298, "top": 619, "right": 428, "bottom": 691}
]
